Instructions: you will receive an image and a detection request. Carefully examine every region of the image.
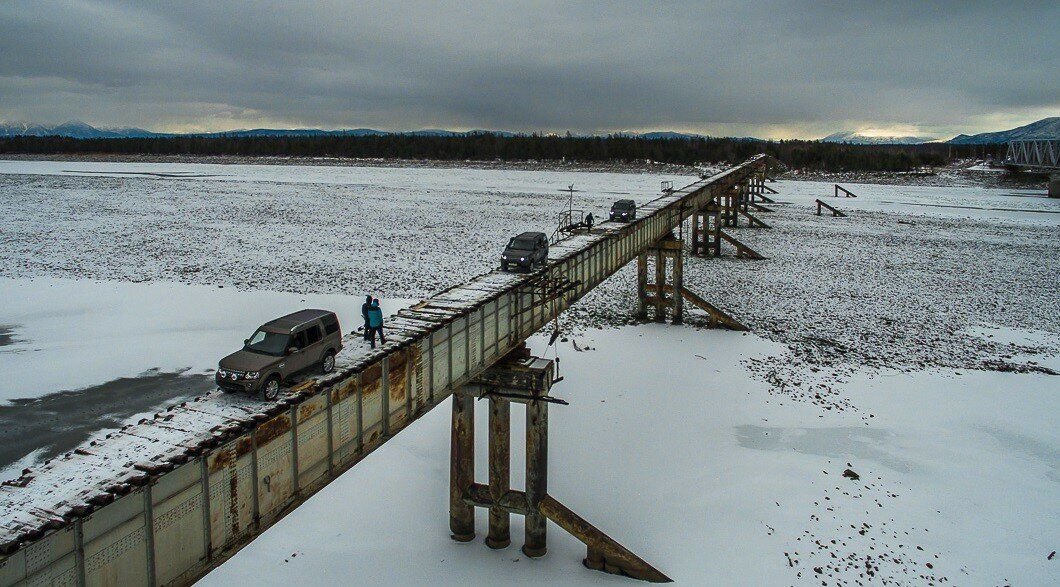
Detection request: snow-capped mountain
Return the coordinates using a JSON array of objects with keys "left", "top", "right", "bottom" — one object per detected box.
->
[
  {"left": 946, "top": 117, "right": 1060, "bottom": 144},
  {"left": 821, "top": 131, "right": 935, "bottom": 145},
  {"left": 0, "top": 120, "right": 158, "bottom": 139}
]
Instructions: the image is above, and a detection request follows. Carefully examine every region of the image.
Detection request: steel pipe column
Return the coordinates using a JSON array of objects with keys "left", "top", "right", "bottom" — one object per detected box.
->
[
  {"left": 523, "top": 399, "right": 548, "bottom": 558},
  {"left": 449, "top": 393, "right": 475, "bottom": 542},
  {"left": 486, "top": 397, "right": 511, "bottom": 549}
]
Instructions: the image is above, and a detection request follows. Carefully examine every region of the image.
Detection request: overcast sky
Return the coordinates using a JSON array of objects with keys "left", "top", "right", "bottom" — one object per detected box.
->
[{"left": 1, "top": 1, "right": 1057, "bottom": 139}]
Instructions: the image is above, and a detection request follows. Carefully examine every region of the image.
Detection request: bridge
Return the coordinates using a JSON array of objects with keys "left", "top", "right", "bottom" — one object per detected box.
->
[
  {"left": 0, "top": 155, "right": 778, "bottom": 586},
  {"left": 1003, "top": 139, "right": 1060, "bottom": 197}
]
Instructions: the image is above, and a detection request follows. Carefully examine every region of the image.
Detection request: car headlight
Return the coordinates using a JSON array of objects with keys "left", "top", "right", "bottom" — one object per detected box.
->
[
  {"left": 245, "top": 371, "right": 260, "bottom": 380},
  {"left": 217, "top": 369, "right": 227, "bottom": 377},
  {"left": 520, "top": 257, "right": 525, "bottom": 261},
  {"left": 502, "top": 254, "right": 507, "bottom": 260}
]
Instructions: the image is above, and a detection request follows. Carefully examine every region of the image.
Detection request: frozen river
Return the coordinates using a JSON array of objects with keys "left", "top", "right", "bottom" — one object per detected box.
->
[{"left": 0, "top": 158, "right": 1057, "bottom": 585}]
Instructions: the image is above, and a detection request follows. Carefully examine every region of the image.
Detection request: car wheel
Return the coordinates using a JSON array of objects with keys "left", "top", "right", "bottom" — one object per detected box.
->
[
  {"left": 321, "top": 351, "right": 336, "bottom": 374},
  {"left": 261, "top": 376, "right": 281, "bottom": 401},
  {"left": 501, "top": 261, "right": 508, "bottom": 272}
]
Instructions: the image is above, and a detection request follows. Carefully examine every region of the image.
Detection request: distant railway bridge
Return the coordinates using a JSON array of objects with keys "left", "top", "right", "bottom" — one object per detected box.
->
[{"left": 1003, "top": 139, "right": 1060, "bottom": 197}]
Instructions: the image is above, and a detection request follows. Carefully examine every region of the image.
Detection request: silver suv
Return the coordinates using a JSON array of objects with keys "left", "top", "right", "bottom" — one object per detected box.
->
[{"left": 217, "top": 309, "right": 343, "bottom": 400}]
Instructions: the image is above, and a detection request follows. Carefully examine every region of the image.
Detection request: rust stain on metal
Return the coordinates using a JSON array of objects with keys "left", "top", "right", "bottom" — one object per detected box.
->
[
  {"left": 362, "top": 362, "right": 382, "bottom": 387},
  {"left": 209, "top": 447, "right": 236, "bottom": 474},
  {"left": 228, "top": 474, "right": 240, "bottom": 537},
  {"left": 408, "top": 344, "right": 423, "bottom": 403},
  {"left": 333, "top": 378, "right": 357, "bottom": 402},
  {"left": 298, "top": 402, "right": 320, "bottom": 422},
  {"left": 253, "top": 413, "right": 291, "bottom": 447},
  {"left": 388, "top": 350, "right": 408, "bottom": 403},
  {"left": 235, "top": 436, "right": 254, "bottom": 458}
]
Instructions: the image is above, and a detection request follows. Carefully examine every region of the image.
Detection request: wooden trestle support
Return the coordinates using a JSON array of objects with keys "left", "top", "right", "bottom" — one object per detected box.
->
[
  {"left": 640, "top": 170, "right": 778, "bottom": 327},
  {"left": 449, "top": 348, "right": 672, "bottom": 583}
]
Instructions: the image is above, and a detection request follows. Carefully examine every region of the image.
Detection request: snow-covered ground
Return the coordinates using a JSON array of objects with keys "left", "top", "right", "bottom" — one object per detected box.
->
[
  {"left": 202, "top": 326, "right": 1057, "bottom": 586},
  {"left": 0, "top": 159, "right": 1057, "bottom": 585},
  {"left": 0, "top": 159, "right": 695, "bottom": 297},
  {"left": 0, "top": 277, "right": 398, "bottom": 403}
]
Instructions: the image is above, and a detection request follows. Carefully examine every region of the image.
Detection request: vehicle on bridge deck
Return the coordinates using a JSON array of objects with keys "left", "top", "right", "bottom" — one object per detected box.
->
[
  {"left": 609, "top": 198, "right": 637, "bottom": 222},
  {"left": 217, "top": 309, "right": 342, "bottom": 400},
  {"left": 501, "top": 231, "right": 548, "bottom": 272}
]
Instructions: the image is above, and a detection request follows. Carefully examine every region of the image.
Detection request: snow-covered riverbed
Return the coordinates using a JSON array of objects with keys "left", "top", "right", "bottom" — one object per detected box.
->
[
  {"left": 0, "top": 158, "right": 1056, "bottom": 585},
  {"left": 202, "top": 325, "right": 1058, "bottom": 586}
]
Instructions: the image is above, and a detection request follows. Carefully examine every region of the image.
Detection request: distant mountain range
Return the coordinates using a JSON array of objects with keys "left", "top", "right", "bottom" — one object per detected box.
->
[
  {"left": 822, "top": 117, "right": 1059, "bottom": 145},
  {"left": 0, "top": 121, "right": 528, "bottom": 140},
  {"left": 821, "top": 131, "right": 936, "bottom": 145},
  {"left": 0, "top": 120, "right": 159, "bottom": 139},
  {"left": 946, "top": 117, "right": 1060, "bottom": 144},
  {"left": 2, "top": 117, "right": 1056, "bottom": 144}
]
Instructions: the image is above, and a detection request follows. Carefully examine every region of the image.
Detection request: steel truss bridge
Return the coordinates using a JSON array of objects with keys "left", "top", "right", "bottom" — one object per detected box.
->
[{"left": 1004, "top": 139, "right": 1060, "bottom": 171}]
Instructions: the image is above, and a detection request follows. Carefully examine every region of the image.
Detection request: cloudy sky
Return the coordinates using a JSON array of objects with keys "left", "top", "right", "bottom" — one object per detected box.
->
[{"left": 1, "top": 1, "right": 1057, "bottom": 139}]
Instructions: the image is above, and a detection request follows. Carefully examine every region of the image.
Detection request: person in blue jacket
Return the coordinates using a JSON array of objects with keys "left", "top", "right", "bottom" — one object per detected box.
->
[{"left": 366, "top": 299, "right": 386, "bottom": 348}]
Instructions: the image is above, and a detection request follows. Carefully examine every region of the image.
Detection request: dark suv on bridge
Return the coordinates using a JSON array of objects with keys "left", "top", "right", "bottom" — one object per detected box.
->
[
  {"left": 501, "top": 232, "right": 548, "bottom": 272},
  {"left": 610, "top": 199, "right": 636, "bottom": 222},
  {"left": 216, "top": 309, "right": 342, "bottom": 400}
]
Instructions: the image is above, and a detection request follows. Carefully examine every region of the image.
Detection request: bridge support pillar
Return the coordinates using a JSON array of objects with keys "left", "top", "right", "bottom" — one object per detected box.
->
[
  {"left": 1050, "top": 173, "right": 1059, "bottom": 199},
  {"left": 691, "top": 203, "right": 721, "bottom": 257},
  {"left": 486, "top": 397, "right": 511, "bottom": 549},
  {"left": 449, "top": 392, "right": 476, "bottom": 542},
  {"left": 454, "top": 350, "right": 672, "bottom": 582},
  {"left": 636, "top": 233, "right": 683, "bottom": 324},
  {"left": 721, "top": 185, "right": 738, "bottom": 227}
]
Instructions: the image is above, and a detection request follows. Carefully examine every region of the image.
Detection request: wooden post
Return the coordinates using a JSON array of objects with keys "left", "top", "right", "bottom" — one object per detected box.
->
[
  {"left": 450, "top": 392, "right": 475, "bottom": 542},
  {"left": 653, "top": 250, "right": 665, "bottom": 323},
  {"left": 691, "top": 210, "right": 702, "bottom": 255},
  {"left": 710, "top": 204, "right": 721, "bottom": 256},
  {"left": 636, "top": 252, "right": 648, "bottom": 320},
  {"left": 523, "top": 399, "right": 548, "bottom": 558},
  {"left": 486, "top": 397, "right": 511, "bottom": 549},
  {"left": 671, "top": 247, "right": 683, "bottom": 325}
]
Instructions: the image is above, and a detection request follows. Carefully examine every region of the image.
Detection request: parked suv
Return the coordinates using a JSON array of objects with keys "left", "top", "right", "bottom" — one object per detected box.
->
[
  {"left": 609, "top": 199, "right": 636, "bottom": 222},
  {"left": 501, "top": 232, "right": 548, "bottom": 272},
  {"left": 216, "top": 309, "right": 342, "bottom": 400}
]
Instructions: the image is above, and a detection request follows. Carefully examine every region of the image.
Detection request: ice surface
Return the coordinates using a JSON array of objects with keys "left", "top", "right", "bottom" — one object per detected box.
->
[
  {"left": 0, "top": 159, "right": 1056, "bottom": 584},
  {"left": 203, "top": 326, "right": 1059, "bottom": 586},
  {"left": 0, "top": 277, "right": 411, "bottom": 402}
]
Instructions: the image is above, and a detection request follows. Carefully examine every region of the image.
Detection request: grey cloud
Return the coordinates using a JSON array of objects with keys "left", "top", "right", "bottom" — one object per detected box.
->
[{"left": 0, "top": 0, "right": 1056, "bottom": 138}]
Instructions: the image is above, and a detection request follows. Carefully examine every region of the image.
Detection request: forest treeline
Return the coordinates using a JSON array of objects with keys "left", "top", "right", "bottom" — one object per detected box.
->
[{"left": 0, "top": 133, "right": 1003, "bottom": 172}]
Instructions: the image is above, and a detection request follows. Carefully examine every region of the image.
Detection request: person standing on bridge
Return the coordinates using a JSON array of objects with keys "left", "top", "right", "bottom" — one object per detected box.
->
[
  {"left": 585, "top": 212, "right": 594, "bottom": 229},
  {"left": 361, "top": 295, "right": 373, "bottom": 340},
  {"left": 366, "top": 298, "right": 386, "bottom": 348}
]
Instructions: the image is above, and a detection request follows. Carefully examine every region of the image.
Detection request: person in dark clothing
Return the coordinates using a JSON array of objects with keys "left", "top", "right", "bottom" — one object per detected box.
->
[
  {"left": 361, "top": 295, "right": 373, "bottom": 340},
  {"left": 366, "top": 299, "right": 386, "bottom": 348},
  {"left": 585, "top": 212, "right": 594, "bottom": 229}
]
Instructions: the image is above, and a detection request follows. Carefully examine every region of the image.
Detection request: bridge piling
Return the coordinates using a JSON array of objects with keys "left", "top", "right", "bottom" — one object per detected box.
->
[
  {"left": 637, "top": 233, "right": 684, "bottom": 324},
  {"left": 690, "top": 202, "right": 721, "bottom": 257},
  {"left": 523, "top": 398, "right": 548, "bottom": 557},
  {"left": 486, "top": 397, "right": 511, "bottom": 549},
  {"left": 449, "top": 393, "right": 475, "bottom": 542},
  {"left": 456, "top": 354, "right": 671, "bottom": 582}
]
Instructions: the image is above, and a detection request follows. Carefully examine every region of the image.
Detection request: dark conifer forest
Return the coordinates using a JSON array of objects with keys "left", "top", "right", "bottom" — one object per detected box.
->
[{"left": 0, "top": 133, "right": 1001, "bottom": 172}]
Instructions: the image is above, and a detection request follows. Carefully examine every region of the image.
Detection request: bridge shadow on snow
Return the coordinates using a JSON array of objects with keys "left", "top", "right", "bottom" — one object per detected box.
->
[{"left": 0, "top": 370, "right": 214, "bottom": 471}]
